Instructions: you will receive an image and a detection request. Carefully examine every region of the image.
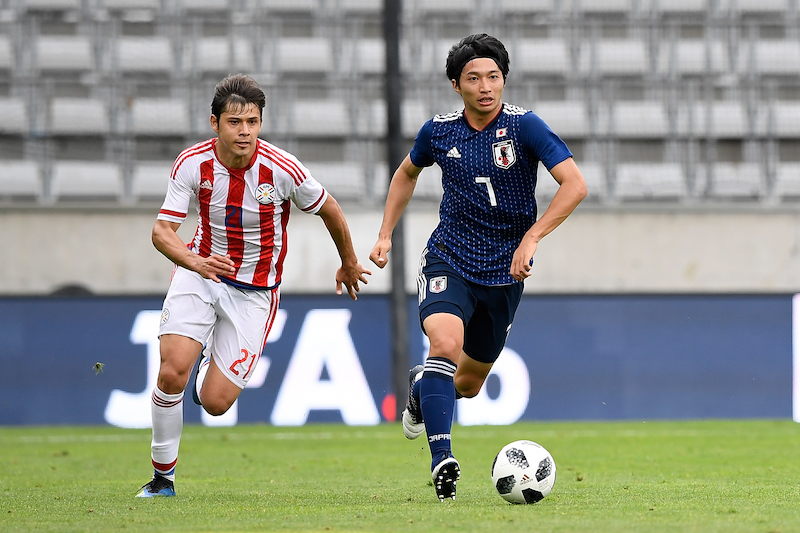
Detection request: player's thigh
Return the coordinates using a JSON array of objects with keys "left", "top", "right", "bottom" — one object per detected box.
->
[
  {"left": 158, "top": 333, "right": 203, "bottom": 393},
  {"left": 462, "top": 282, "right": 524, "bottom": 364},
  {"left": 159, "top": 267, "right": 217, "bottom": 346},
  {"left": 207, "top": 285, "right": 278, "bottom": 390},
  {"left": 454, "top": 352, "right": 494, "bottom": 398}
]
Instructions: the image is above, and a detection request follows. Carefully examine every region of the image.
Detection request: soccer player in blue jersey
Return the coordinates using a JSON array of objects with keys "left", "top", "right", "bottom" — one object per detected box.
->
[{"left": 369, "top": 33, "right": 587, "bottom": 502}]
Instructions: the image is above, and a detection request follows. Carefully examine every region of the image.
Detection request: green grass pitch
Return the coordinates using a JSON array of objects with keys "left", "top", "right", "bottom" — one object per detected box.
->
[{"left": 2, "top": 420, "right": 799, "bottom": 532}]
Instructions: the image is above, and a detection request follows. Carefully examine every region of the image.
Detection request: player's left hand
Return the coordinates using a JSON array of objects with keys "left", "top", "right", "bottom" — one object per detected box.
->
[
  {"left": 336, "top": 261, "right": 372, "bottom": 300},
  {"left": 510, "top": 240, "right": 538, "bottom": 281}
]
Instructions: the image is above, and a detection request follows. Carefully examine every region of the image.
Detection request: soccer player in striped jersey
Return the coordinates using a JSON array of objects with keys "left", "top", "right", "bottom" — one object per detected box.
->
[
  {"left": 369, "top": 34, "right": 587, "bottom": 502},
  {"left": 136, "top": 74, "right": 371, "bottom": 498}
]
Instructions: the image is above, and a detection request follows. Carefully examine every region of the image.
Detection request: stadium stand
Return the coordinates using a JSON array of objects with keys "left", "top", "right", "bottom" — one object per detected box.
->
[{"left": 0, "top": 0, "right": 795, "bottom": 207}]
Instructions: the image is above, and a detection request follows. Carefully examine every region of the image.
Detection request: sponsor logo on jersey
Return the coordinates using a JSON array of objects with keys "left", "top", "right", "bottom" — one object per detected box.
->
[
  {"left": 160, "top": 308, "right": 170, "bottom": 326},
  {"left": 446, "top": 146, "right": 462, "bottom": 159},
  {"left": 430, "top": 276, "right": 448, "bottom": 293},
  {"left": 255, "top": 182, "right": 276, "bottom": 205},
  {"left": 492, "top": 139, "right": 517, "bottom": 169},
  {"left": 496, "top": 127, "right": 507, "bottom": 138},
  {"left": 200, "top": 179, "right": 213, "bottom": 190}
]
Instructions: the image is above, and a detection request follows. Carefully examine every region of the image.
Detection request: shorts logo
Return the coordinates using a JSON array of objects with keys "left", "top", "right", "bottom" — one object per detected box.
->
[
  {"left": 430, "top": 276, "right": 447, "bottom": 293},
  {"left": 160, "top": 308, "right": 170, "bottom": 326},
  {"left": 492, "top": 139, "right": 516, "bottom": 169},
  {"left": 255, "top": 183, "right": 276, "bottom": 204}
]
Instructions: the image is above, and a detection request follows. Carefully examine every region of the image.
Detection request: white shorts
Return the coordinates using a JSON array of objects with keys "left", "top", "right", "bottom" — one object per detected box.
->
[{"left": 159, "top": 266, "right": 280, "bottom": 389}]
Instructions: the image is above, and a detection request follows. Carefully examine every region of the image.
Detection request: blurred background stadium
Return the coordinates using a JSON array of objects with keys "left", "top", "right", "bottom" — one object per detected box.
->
[
  {"left": 1, "top": 0, "right": 799, "bottom": 426},
  {"left": 0, "top": 0, "right": 799, "bottom": 205}
]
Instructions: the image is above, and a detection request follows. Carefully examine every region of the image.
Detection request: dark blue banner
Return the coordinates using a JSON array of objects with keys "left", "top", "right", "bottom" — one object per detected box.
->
[{"left": 0, "top": 294, "right": 792, "bottom": 426}]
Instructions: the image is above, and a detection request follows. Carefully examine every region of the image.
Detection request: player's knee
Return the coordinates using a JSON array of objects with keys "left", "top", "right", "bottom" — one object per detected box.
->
[
  {"left": 200, "top": 396, "right": 234, "bottom": 416},
  {"left": 454, "top": 375, "right": 482, "bottom": 398},
  {"left": 428, "top": 336, "right": 462, "bottom": 360},
  {"left": 157, "top": 366, "right": 190, "bottom": 394}
]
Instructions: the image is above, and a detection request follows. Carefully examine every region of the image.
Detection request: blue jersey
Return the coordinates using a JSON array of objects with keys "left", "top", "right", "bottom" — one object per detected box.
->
[{"left": 409, "top": 103, "right": 572, "bottom": 286}]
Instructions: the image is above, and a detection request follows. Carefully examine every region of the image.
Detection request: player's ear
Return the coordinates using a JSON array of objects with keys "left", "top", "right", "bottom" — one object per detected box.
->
[
  {"left": 451, "top": 79, "right": 460, "bottom": 94},
  {"left": 210, "top": 114, "right": 219, "bottom": 134}
]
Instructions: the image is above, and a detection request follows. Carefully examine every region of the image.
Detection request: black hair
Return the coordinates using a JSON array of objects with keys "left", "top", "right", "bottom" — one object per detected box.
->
[
  {"left": 445, "top": 33, "right": 510, "bottom": 85},
  {"left": 211, "top": 74, "right": 266, "bottom": 120}
]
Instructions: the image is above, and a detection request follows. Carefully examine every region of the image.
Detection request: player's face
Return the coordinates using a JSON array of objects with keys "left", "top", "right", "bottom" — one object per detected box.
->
[
  {"left": 210, "top": 102, "right": 262, "bottom": 169},
  {"left": 452, "top": 58, "right": 505, "bottom": 121}
]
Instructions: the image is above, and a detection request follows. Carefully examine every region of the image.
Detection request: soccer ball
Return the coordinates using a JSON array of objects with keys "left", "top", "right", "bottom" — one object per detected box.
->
[{"left": 491, "top": 440, "right": 556, "bottom": 504}]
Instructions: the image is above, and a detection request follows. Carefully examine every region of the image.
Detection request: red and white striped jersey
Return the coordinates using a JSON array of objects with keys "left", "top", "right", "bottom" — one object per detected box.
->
[{"left": 157, "top": 137, "right": 328, "bottom": 289}]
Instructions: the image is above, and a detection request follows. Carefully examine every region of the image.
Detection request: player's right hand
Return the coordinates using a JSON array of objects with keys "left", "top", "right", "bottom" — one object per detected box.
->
[
  {"left": 369, "top": 239, "right": 392, "bottom": 269},
  {"left": 196, "top": 253, "right": 236, "bottom": 282}
]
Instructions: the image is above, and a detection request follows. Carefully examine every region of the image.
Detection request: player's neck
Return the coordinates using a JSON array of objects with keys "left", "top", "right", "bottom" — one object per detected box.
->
[{"left": 463, "top": 104, "right": 503, "bottom": 131}]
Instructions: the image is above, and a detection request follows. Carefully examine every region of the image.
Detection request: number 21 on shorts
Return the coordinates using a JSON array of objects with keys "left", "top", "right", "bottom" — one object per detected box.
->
[{"left": 230, "top": 348, "right": 258, "bottom": 379}]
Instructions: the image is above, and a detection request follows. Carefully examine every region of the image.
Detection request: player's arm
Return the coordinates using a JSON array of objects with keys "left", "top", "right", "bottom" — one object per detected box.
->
[
  {"left": 510, "top": 157, "right": 587, "bottom": 281},
  {"left": 151, "top": 219, "right": 235, "bottom": 283},
  {"left": 315, "top": 195, "right": 371, "bottom": 300},
  {"left": 369, "top": 155, "right": 423, "bottom": 268}
]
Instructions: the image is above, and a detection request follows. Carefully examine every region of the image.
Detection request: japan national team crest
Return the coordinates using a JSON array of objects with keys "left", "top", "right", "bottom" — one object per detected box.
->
[
  {"left": 430, "top": 276, "right": 448, "bottom": 294},
  {"left": 492, "top": 139, "right": 516, "bottom": 169},
  {"left": 254, "top": 183, "right": 276, "bottom": 204}
]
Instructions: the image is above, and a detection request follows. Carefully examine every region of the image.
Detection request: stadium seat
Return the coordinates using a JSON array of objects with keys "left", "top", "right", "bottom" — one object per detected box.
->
[
  {"left": 679, "top": 101, "right": 747, "bottom": 138},
  {"left": 720, "top": 0, "right": 789, "bottom": 15},
  {"left": 101, "top": 0, "right": 161, "bottom": 9},
  {"left": 269, "top": 38, "right": 333, "bottom": 74},
  {"left": 615, "top": 162, "right": 687, "bottom": 200},
  {"left": 579, "top": 39, "right": 650, "bottom": 76},
  {"left": 537, "top": 160, "right": 607, "bottom": 201},
  {"left": 0, "top": 36, "right": 12, "bottom": 72},
  {"left": 611, "top": 101, "right": 670, "bottom": 139},
  {"left": 305, "top": 161, "right": 366, "bottom": 200},
  {"left": 116, "top": 36, "right": 174, "bottom": 73},
  {"left": 774, "top": 163, "right": 800, "bottom": 199},
  {"left": 340, "top": 38, "right": 385, "bottom": 74},
  {"left": 496, "top": 0, "right": 555, "bottom": 15},
  {"left": 574, "top": 0, "right": 636, "bottom": 14},
  {"left": 335, "top": 0, "right": 382, "bottom": 12},
  {"left": 0, "top": 160, "right": 42, "bottom": 198},
  {"left": 191, "top": 37, "right": 255, "bottom": 75},
  {"left": 366, "top": 99, "right": 430, "bottom": 138},
  {"left": 771, "top": 102, "right": 800, "bottom": 138},
  {"left": 49, "top": 98, "right": 110, "bottom": 135},
  {"left": 260, "top": 0, "right": 319, "bottom": 13},
  {"left": 738, "top": 40, "right": 800, "bottom": 76},
  {"left": 651, "top": 0, "right": 709, "bottom": 14},
  {"left": 514, "top": 39, "right": 572, "bottom": 76},
  {"left": 131, "top": 161, "right": 173, "bottom": 200},
  {"left": 182, "top": 0, "right": 230, "bottom": 14},
  {"left": 709, "top": 162, "right": 764, "bottom": 198},
  {"left": 35, "top": 35, "right": 94, "bottom": 73},
  {"left": 277, "top": 99, "right": 350, "bottom": 138},
  {"left": 532, "top": 101, "right": 589, "bottom": 139},
  {"left": 129, "top": 98, "right": 191, "bottom": 136},
  {"left": 50, "top": 161, "right": 123, "bottom": 200},
  {"left": 413, "top": 0, "right": 476, "bottom": 15},
  {"left": 0, "top": 97, "right": 29, "bottom": 134},
  {"left": 20, "top": 0, "right": 81, "bottom": 11},
  {"left": 658, "top": 39, "right": 729, "bottom": 76}
]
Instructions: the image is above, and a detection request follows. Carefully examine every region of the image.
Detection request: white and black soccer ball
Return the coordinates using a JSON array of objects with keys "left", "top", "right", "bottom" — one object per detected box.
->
[{"left": 491, "top": 440, "right": 556, "bottom": 504}]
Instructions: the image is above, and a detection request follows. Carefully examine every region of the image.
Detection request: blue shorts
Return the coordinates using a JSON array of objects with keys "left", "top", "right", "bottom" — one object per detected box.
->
[{"left": 417, "top": 250, "right": 524, "bottom": 364}]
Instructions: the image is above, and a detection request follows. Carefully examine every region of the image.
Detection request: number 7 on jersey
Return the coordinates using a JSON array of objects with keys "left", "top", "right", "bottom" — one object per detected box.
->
[{"left": 475, "top": 177, "right": 497, "bottom": 206}]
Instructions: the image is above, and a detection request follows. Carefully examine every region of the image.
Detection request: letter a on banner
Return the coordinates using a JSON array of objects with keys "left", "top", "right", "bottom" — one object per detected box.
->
[{"left": 271, "top": 309, "right": 380, "bottom": 426}]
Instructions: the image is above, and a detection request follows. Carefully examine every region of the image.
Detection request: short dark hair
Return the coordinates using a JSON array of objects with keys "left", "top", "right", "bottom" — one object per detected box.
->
[
  {"left": 445, "top": 34, "right": 510, "bottom": 85},
  {"left": 211, "top": 74, "right": 266, "bottom": 120}
]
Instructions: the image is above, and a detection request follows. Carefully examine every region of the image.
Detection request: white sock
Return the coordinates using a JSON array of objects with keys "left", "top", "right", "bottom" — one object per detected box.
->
[{"left": 150, "top": 387, "right": 183, "bottom": 482}]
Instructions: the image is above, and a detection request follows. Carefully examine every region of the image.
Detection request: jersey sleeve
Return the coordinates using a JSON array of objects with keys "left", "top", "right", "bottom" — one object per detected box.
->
[
  {"left": 291, "top": 175, "right": 328, "bottom": 214},
  {"left": 409, "top": 118, "right": 435, "bottom": 168},
  {"left": 519, "top": 112, "right": 573, "bottom": 171},
  {"left": 157, "top": 158, "right": 195, "bottom": 223}
]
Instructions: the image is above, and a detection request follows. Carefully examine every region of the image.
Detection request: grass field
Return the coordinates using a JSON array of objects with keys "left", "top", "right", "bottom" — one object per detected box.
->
[{"left": 2, "top": 420, "right": 799, "bottom": 532}]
